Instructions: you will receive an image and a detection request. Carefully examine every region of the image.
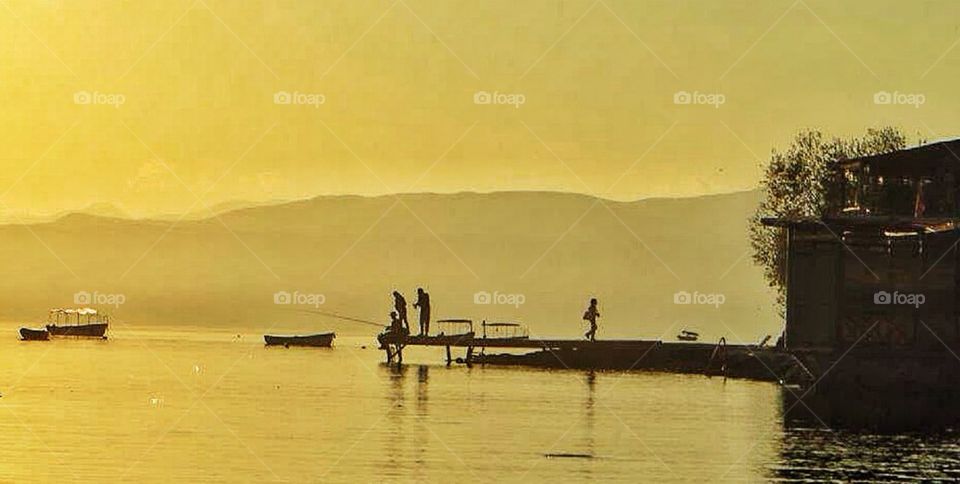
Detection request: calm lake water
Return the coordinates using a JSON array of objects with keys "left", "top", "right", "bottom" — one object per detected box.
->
[{"left": 0, "top": 323, "right": 958, "bottom": 482}]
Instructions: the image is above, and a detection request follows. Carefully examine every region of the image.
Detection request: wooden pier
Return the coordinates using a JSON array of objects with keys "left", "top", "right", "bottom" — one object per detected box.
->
[
  {"left": 377, "top": 331, "right": 807, "bottom": 383},
  {"left": 380, "top": 331, "right": 681, "bottom": 367}
]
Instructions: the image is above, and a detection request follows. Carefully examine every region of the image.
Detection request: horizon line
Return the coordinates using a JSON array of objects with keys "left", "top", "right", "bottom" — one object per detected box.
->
[{"left": 0, "top": 187, "right": 762, "bottom": 225}]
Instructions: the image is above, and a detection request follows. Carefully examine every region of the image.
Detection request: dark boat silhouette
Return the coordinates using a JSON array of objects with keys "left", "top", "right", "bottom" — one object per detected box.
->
[
  {"left": 677, "top": 330, "right": 699, "bottom": 341},
  {"left": 45, "top": 308, "right": 108, "bottom": 338},
  {"left": 264, "top": 332, "right": 335, "bottom": 348},
  {"left": 19, "top": 327, "right": 49, "bottom": 341}
]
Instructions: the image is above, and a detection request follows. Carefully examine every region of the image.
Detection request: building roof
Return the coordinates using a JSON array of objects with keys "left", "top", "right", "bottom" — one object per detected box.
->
[
  {"left": 841, "top": 139, "right": 960, "bottom": 177},
  {"left": 761, "top": 215, "right": 957, "bottom": 233}
]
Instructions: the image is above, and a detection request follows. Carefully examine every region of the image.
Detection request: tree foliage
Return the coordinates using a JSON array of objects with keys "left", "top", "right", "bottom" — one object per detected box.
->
[{"left": 749, "top": 127, "right": 908, "bottom": 306}]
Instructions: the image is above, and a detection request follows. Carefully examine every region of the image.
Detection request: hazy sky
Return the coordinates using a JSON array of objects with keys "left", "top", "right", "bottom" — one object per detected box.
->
[{"left": 1, "top": 0, "right": 958, "bottom": 216}]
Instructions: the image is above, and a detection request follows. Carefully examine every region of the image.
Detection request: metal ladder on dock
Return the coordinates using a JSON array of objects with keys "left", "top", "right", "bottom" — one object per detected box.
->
[{"left": 706, "top": 337, "right": 727, "bottom": 377}]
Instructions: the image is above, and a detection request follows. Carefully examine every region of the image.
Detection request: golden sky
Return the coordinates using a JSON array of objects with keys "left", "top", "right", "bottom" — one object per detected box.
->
[{"left": 1, "top": 0, "right": 958, "bottom": 217}]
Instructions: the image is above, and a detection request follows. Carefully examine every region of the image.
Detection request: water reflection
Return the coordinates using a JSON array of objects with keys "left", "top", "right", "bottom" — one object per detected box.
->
[
  {"left": 414, "top": 365, "right": 429, "bottom": 472},
  {"left": 417, "top": 365, "right": 429, "bottom": 415},
  {"left": 383, "top": 364, "right": 431, "bottom": 477},
  {"left": 581, "top": 371, "right": 596, "bottom": 478},
  {"left": 584, "top": 370, "right": 595, "bottom": 443},
  {"left": 782, "top": 386, "right": 960, "bottom": 432},
  {"left": 380, "top": 364, "right": 407, "bottom": 478},
  {"left": 774, "top": 387, "right": 960, "bottom": 481}
]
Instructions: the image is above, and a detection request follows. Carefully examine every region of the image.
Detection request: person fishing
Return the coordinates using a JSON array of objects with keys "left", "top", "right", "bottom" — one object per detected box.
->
[
  {"left": 583, "top": 298, "right": 600, "bottom": 341},
  {"left": 387, "top": 310, "right": 406, "bottom": 336},
  {"left": 393, "top": 291, "right": 409, "bottom": 332},
  {"left": 413, "top": 287, "right": 431, "bottom": 336}
]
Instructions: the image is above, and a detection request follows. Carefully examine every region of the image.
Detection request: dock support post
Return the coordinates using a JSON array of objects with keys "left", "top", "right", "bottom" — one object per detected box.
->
[
  {"left": 466, "top": 346, "right": 474, "bottom": 367},
  {"left": 445, "top": 345, "right": 452, "bottom": 366}
]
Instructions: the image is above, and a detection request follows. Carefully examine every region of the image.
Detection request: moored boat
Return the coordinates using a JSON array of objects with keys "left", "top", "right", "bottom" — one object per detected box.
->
[
  {"left": 264, "top": 332, "right": 335, "bottom": 347},
  {"left": 45, "top": 308, "right": 109, "bottom": 338},
  {"left": 19, "top": 327, "right": 49, "bottom": 341},
  {"left": 677, "top": 330, "right": 700, "bottom": 341}
]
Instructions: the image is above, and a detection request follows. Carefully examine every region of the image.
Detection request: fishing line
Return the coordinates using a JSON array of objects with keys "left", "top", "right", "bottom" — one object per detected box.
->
[{"left": 285, "top": 308, "right": 385, "bottom": 328}]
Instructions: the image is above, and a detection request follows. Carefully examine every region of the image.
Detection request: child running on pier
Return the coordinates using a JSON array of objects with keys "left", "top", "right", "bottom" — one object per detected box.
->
[{"left": 583, "top": 298, "right": 600, "bottom": 341}]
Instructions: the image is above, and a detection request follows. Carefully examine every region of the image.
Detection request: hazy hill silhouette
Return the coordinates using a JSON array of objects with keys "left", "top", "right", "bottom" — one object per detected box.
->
[{"left": 0, "top": 190, "right": 779, "bottom": 341}]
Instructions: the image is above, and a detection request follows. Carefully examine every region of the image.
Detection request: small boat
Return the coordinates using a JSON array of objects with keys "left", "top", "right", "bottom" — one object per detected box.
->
[
  {"left": 45, "top": 308, "right": 109, "bottom": 338},
  {"left": 264, "top": 332, "right": 335, "bottom": 348},
  {"left": 677, "top": 330, "right": 700, "bottom": 342},
  {"left": 481, "top": 321, "right": 529, "bottom": 340},
  {"left": 19, "top": 327, "right": 49, "bottom": 341}
]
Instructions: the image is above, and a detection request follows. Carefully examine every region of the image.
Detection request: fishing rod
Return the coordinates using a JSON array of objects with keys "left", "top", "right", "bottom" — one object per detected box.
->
[{"left": 286, "top": 308, "right": 385, "bottom": 328}]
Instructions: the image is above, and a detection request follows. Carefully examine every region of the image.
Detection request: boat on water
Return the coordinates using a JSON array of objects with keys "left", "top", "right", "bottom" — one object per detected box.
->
[
  {"left": 677, "top": 330, "right": 700, "bottom": 342},
  {"left": 19, "top": 327, "right": 49, "bottom": 341},
  {"left": 264, "top": 332, "right": 335, "bottom": 348},
  {"left": 45, "top": 308, "right": 108, "bottom": 338},
  {"left": 481, "top": 321, "right": 529, "bottom": 340}
]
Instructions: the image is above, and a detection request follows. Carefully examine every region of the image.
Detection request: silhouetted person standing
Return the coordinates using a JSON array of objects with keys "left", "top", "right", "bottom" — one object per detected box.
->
[
  {"left": 413, "top": 287, "right": 431, "bottom": 336},
  {"left": 583, "top": 298, "right": 600, "bottom": 341},
  {"left": 393, "top": 291, "right": 409, "bottom": 332}
]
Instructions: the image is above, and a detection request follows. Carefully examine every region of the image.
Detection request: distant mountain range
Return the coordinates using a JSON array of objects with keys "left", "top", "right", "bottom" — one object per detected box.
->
[
  {"left": 0, "top": 190, "right": 780, "bottom": 341},
  {"left": 0, "top": 199, "right": 287, "bottom": 224}
]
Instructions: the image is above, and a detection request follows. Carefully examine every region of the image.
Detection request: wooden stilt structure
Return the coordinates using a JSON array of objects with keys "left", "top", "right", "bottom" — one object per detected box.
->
[{"left": 384, "top": 342, "right": 405, "bottom": 369}]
